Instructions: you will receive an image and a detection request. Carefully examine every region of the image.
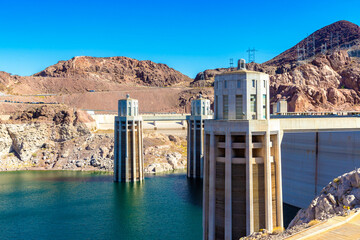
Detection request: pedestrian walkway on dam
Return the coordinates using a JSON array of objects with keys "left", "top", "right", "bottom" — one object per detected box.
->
[{"left": 286, "top": 210, "right": 360, "bottom": 240}]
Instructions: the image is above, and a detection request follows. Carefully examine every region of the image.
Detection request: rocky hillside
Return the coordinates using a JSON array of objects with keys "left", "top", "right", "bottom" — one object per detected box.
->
[
  {"left": 34, "top": 56, "right": 192, "bottom": 87},
  {"left": 194, "top": 20, "right": 360, "bottom": 112},
  {"left": 289, "top": 169, "right": 360, "bottom": 227},
  {"left": 265, "top": 20, "right": 360, "bottom": 67},
  {"left": 0, "top": 105, "right": 187, "bottom": 173},
  {"left": 0, "top": 56, "right": 192, "bottom": 95}
]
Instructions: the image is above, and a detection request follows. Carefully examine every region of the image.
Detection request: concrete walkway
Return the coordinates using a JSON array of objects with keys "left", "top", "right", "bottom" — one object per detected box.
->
[{"left": 286, "top": 211, "right": 360, "bottom": 240}]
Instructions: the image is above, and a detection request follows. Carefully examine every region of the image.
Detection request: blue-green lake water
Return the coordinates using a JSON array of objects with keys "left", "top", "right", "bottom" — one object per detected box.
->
[
  {"left": 0, "top": 171, "right": 299, "bottom": 240},
  {"left": 0, "top": 171, "right": 203, "bottom": 240}
]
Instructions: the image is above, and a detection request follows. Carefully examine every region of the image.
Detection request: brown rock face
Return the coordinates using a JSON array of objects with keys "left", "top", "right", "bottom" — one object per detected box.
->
[
  {"left": 34, "top": 56, "right": 192, "bottom": 87},
  {"left": 271, "top": 50, "right": 360, "bottom": 111},
  {"left": 265, "top": 20, "right": 360, "bottom": 67},
  {"left": 9, "top": 105, "right": 93, "bottom": 125}
]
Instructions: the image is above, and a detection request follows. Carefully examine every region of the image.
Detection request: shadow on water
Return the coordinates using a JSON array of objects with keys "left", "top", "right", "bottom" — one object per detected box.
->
[
  {"left": 283, "top": 203, "right": 301, "bottom": 228},
  {"left": 185, "top": 178, "right": 203, "bottom": 207}
]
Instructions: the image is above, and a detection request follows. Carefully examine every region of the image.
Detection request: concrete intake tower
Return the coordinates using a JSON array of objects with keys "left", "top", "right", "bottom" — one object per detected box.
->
[
  {"left": 203, "top": 59, "right": 283, "bottom": 239},
  {"left": 186, "top": 96, "right": 213, "bottom": 178},
  {"left": 114, "top": 95, "right": 144, "bottom": 182}
]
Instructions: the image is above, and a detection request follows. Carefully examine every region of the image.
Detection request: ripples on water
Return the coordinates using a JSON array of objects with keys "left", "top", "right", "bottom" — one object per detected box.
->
[{"left": 0, "top": 171, "right": 202, "bottom": 240}]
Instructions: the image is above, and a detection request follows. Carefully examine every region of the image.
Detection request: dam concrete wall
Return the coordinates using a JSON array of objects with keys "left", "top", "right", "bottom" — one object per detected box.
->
[{"left": 282, "top": 131, "right": 360, "bottom": 209}]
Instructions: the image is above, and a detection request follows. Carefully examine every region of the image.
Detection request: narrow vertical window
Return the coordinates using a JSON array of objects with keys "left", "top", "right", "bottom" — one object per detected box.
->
[
  {"left": 215, "top": 96, "right": 218, "bottom": 119},
  {"left": 236, "top": 95, "right": 243, "bottom": 119},
  {"left": 263, "top": 80, "right": 266, "bottom": 88},
  {"left": 263, "top": 94, "right": 267, "bottom": 119},
  {"left": 250, "top": 95, "right": 256, "bottom": 113},
  {"left": 224, "top": 80, "right": 227, "bottom": 89},
  {"left": 237, "top": 80, "right": 241, "bottom": 88},
  {"left": 252, "top": 80, "right": 256, "bottom": 88},
  {"left": 223, "top": 95, "right": 228, "bottom": 120}
]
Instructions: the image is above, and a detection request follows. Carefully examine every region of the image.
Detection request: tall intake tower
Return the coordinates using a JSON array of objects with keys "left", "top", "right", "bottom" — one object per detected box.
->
[
  {"left": 187, "top": 95, "right": 213, "bottom": 178},
  {"left": 114, "top": 95, "right": 144, "bottom": 182},
  {"left": 203, "top": 59, "right": 283, "bottom": 239}
]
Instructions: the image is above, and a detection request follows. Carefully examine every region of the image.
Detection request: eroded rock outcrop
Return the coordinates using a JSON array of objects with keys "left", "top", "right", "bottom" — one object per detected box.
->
[
  {"left": 143, "top": 133, "right": 187, "bottom": 173},
  {"left": 289, "top": 169, "right": 360, "bottom": 228}
]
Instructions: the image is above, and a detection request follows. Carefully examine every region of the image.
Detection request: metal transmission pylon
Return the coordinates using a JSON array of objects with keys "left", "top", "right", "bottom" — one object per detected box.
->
[
  {"left": 321, "top": 43, "right": 327, "bottom": 54},
  {"left": 247, "top": 48, "right": 257, "bottom": 63},
  {"left": 306, "top": 34, "right": 316, "bottom": 58},
  {"left": 330, "top": 32, "right": 334, "bottom": 52},
  {"left": 229, "top": 58, "right": 234, "bottom": 69},
  {"left": 297, "top": 44, "right": 306, "bottom": 62},
  {"left": 312, "top": 34, "right": 316, "bottom": 57}
]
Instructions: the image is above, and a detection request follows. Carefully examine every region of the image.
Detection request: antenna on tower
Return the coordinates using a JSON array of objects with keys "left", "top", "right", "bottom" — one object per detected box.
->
[{"left": 247, "top": 48, "right": 257, "bottom": 63}]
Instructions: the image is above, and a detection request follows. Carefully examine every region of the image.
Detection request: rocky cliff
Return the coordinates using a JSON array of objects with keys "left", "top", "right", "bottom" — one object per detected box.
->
[
  {"left": 0, "top": 56, "right": 192, "bottom": 95},
  {"left": 34, "top": 56, "right": 192, "bottom": 87},
  {"left": 0, "top": 105, "right": 187, "bottom": 173},
  {"left": 289, "top": 169, "right": 360, "bottom": 228}
]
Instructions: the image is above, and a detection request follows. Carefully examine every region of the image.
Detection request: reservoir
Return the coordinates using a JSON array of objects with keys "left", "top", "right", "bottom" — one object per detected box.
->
[
  {"left": 0, "top": 171, "right": 203, "bottom": 240},
  {"left": 0, "top": 171, "right": 298, "bottom": 240}
]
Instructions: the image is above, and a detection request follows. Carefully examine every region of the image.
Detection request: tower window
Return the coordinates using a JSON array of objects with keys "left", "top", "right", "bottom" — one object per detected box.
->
[
  {"left": 263, "top": 80, "right": 266, "bottom": 88},
  {"left": 224, "top": 80, "right": 227, "bottom": 89},
  {"left": 250, "top": 95, "right": 256, "bottom": 113},
  {"left": 252, "top": 80, "right": 256, "bottom": 88},
  {"left": 223, "top": 95, "right": 228, "bottom": 120},
  {"left": 263, "top": 94, "right": 267, "bottom": 119},
  {"left": 236, "top": 95, "right": 243, "bottom": 119},
  {"left": 237, "top": 80, "right": 241, "bottom": 88}
]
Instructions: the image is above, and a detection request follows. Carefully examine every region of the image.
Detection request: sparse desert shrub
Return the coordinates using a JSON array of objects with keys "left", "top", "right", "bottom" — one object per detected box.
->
[
  {"left": 308, "top": 219, "right": 321, "bottom": 227},
  {"left": 272, "top": 226, "right": 285, "bottom": 234}
]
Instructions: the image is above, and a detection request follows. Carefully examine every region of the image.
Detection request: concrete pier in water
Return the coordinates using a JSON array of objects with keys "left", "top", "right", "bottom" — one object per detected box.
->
[
  {"left": 186, "top": 96, "right": 212, "bottom": 179},
  {"left": 113, "top": 95, "right": 144, "bottom": 182}
]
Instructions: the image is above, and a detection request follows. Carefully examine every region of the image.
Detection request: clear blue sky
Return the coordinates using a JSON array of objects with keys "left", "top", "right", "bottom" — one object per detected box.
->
[{"left": 0, "top": 0, "right": 359, "bottom": 78}]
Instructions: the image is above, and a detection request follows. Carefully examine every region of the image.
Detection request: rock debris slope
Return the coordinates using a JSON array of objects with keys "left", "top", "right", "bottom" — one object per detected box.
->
[{"left": 289, "top": 168, "right": 360, "bottom": 228}]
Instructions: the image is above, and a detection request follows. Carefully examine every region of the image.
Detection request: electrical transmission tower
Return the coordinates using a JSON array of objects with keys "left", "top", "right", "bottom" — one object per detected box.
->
[
  {"left": 229, "top": 58, "right": 234, "bottom": 69},
  {"left": 330, "top": 32, "right": 334, "bottom": 52},
  {"left": 321, "top": 43, "right": 327, "bottom": 54},
  {"left": 247, "top": 48, "right": 257, "bottom": 63},
  {"left": 297, "top": 44, "right": 306, "bottom": 62}
]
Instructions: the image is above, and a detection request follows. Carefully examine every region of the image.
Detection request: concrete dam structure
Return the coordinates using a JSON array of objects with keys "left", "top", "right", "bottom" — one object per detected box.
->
[
  {"left": 202, "top": 59, "right": 360, "bottom": 239},
  {"left": 111, "top": 60, "right": 360, "bottom": 238}
]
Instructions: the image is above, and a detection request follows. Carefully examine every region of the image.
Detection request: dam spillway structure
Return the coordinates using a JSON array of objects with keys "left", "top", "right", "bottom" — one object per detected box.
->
[
  {"left": 186, "top": 96, "right": 213, "bottom": 178},
  {"left": 114, "top": 94, "right": 144, "bottom": 182},
  {"left": 203, "top": 59, "right": 283, "bottom": 239}
]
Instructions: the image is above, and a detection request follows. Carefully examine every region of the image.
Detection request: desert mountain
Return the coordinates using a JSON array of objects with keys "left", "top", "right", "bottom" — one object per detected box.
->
[
  {"left": 34, "top": 56, "right": 192, "bottom": 87},
  {"left": 265, "top": 20, "right": 360, "bottom": 67},
  {"left": 193, "top": 20, "right": 360, "bottom": 112},
  {"left": 0, "top": 56, "right": 192, "bottom": 95}
]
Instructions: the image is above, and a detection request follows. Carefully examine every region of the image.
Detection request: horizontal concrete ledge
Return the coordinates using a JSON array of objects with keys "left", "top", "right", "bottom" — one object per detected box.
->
[{"left": 216, "top": 157, "right": 274, "bottom": 164}]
